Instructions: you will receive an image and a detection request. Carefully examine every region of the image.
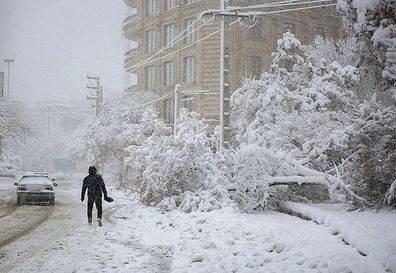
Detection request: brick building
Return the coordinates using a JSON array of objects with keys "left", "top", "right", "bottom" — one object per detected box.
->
[{"left": 122, "top": 0, "right": 342, "bottom": 144}]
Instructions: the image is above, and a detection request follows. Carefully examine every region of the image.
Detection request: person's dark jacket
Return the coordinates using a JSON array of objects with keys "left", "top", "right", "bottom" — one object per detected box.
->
[{"left": 81, "top": 166, "right": 107, "bottom": 201}]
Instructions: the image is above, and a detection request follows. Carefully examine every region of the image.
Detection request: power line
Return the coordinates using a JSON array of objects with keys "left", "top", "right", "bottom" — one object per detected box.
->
[
  {"left": 129, "top": 19, "right": 239, "bottom": 73},
  {"left": 227, "top": 0, "right": 335, "bottom": 11},
  {"left": 131, "top": 3, "right": 337, "bottom": 73},
  {"left": 249, "top": 3, "right": 337, "bottom": 16},
  {"left": 129, "top": 17, "right": 204, "bottom": 70}
]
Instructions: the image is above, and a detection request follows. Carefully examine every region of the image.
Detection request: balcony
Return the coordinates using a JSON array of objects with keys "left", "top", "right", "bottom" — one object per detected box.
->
[
  {"left": 124, "top": 48, "right": 140, "bottom": 72},
  {"left": 123, "top": 13, "right": 139, "bottom": 40},
  {"left": 123, "top": 0, "right": 137, "bottom": 8}
]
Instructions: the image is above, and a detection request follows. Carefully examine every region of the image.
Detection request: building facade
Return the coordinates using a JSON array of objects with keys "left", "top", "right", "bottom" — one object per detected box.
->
[{"left": 122, "top": 0, "right": 342, "bottom": 144}]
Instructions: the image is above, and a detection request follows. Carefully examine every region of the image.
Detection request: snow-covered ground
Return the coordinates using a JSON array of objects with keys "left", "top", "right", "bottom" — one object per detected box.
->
[
  {"left": 0, "top": 177, "right": 393, "bottom": 273},
  {"left": 283, "top": 202, "right": 396, "bottom": 272}
]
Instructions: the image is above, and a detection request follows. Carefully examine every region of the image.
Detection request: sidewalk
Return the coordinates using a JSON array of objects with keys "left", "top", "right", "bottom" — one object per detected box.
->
[{"left": 282, "top": 202, "right": 396, "bottom": 273}]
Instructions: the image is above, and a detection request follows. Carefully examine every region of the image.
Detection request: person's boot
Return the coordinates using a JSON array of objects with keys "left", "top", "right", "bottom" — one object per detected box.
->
[
  {"left": 98, "top": 219, "right": 103, "bottom": 226},
  {"left": 88, "top": 219, "right": 92, "bottom": 225}
]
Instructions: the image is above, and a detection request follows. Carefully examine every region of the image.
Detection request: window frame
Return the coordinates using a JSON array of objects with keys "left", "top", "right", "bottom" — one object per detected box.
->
[
  {"left": 183, "top": 17, "right": 196, "bottom": 44},
  {"left": 164, "top": 0, "right": 176, "bottom": 11},
  {"left": 163, "top": 61, "right": 174, "bottom": 86},
  {"left": 182, "top": 56, "right": 195, "bottom": 82},
  {"left": 145, "top": 65, "right": 156, "bottom": 90},
  {"left": 146, "top": 0, "right": 157, "bottom": 16},
  {"left": 145, "top": 29, "right": 156, "bottom": 54},
  {"left": 164, "top": 23, "right": 175, "bottom": 47}
]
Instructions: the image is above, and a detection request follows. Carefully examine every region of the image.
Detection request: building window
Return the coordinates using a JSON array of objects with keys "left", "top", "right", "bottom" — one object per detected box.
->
[
  {"left": 146, "top": 0, "right": 157, "bottom": 16},
  {"left": 249, "top": 56, "right": 262, "bottom": 79},
  {"left": 145, "top": 29, "right": 156, "bottom": 53},
  {"left": 183, "top": 18, "right": 195, "bottom": 44},
  {"left": 145, "top": 65, "right": 156, "bottom": 90},
  {"left": 250, "top": 18, "right": 263, "bottom": 38},
  {"left": 182, "top": 95, "right": 194, "bottom": 112},
  {"left": 164, "top": 0, "right": 175, "bottom": 10},
  {"left": 163, "top": 98, "right": 174, "bottom": 124},
  {"left": 184, "top": 0, "right": 195, "bottom": 4},
  {"left": 164, "top": 24, "right": 175, "bottom": 47},
  {"left": 284, "top": 22, "right": 296, "bottom": 34},
  {"left": 163, "top": 61, "right": 174, "bottom": 86},
  {"left": 183, "top": 56, "right": 195, "bottom": 82}
]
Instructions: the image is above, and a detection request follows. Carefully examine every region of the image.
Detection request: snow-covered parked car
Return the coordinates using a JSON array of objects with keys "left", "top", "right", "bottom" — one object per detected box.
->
[{"left": 14, "top": 175, "right": 58, "bottom": 206}]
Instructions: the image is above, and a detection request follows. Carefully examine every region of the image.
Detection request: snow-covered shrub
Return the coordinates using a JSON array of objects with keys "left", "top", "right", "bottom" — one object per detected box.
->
[
  {"left": 158, "top": 186, "right": 234, "bottom": 213},
  {"left": 126, "top": 109, "right": 229, "bottom": 207}
]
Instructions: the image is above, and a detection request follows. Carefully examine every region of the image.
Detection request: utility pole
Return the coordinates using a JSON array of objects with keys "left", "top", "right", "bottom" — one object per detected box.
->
[
  {"left": 202, "top": 1, "right": 252, "bottom": 149},
  {"left": 173, "top": 84, "right": 181, "bottom": 136},
  {"left": 3, "top": 59, "right": 14, "bottom": 99},
  {"left": 219, "top": 0, "right": 225, "bottom": 148},
  {"left": 86, "top": 75, "right": 103, "bottom": 117},
  {"left": 201, "top": 1, "right": 337, "bottom": 149}
]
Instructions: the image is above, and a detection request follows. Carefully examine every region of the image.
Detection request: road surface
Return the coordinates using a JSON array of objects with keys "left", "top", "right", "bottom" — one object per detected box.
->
[{"left": 0, "top": 177, "right": 388, "bottom": 273}]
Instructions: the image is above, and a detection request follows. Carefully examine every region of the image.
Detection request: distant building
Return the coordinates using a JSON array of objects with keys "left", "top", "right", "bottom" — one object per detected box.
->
[
  {"left": 0, "top": 72, "right": 4, "bottom": 98},
  {"left": 122, "top": 0, "right": 342, "bottom": 144}
]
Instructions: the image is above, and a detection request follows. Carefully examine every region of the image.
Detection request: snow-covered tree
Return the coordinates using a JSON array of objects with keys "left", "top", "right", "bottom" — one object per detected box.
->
[
  {"left": 343, "top": 98, "right": 396, "bottom": 207},
  {"left": 68, "top": 91, "right": 167, "bottom": 183},
  {"left": 230, "top": 32, "right": 366, "bottom": 210},
  {"left": 0, "top": 99, "right": 34, "bottom": 175},
  {"left": 337, "top": 0, "right": 396, "bottom": 98}
]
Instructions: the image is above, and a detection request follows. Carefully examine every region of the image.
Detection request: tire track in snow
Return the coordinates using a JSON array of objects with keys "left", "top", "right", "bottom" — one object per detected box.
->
[
  {"left": 0, "top": 205, "right": 55, "bottom": 249},
  {"left": 0, "top": 192, "right": 80, "bottom": 273},
  {"left": 0, "top": 189, "right": 18, "bottom": 220},
  {"left": 0, "top": 203, "right": 18, "bottom": 220}
]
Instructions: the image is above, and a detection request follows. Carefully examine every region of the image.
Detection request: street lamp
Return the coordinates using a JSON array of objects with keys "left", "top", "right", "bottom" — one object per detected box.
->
[{"left": 3, "top": 59, "right": 14, "bottom": 99}]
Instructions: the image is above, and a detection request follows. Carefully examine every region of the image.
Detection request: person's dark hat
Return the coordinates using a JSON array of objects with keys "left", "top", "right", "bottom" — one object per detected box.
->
[
  {"left": 104, "top": 196, "right": 113, "bottom": 203},
  {"left": 89, "top": 166, "right": 97, "bottom": 175}
]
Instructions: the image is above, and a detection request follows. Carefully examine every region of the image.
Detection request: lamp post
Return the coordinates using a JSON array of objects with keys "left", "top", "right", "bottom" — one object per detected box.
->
[{"left": 3, "top": 59, "right": 14, "bottom": 99}]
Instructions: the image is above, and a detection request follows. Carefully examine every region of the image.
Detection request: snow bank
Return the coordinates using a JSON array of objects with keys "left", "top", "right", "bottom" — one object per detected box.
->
[{"left": 283, "top": 201, "right": 396, "bottom": 272}]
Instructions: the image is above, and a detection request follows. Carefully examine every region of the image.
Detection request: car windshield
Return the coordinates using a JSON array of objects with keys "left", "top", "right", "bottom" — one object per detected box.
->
[{"left": 19, "top": 176, "right": 51, "bottom": 185}]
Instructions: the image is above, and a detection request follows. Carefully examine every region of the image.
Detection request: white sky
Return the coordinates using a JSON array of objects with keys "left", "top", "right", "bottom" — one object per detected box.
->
[{"left": 0, "top": 0, "right": 126, "bottom": 104}]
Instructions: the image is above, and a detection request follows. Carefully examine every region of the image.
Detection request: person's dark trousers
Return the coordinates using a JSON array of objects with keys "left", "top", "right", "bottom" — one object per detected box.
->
[{"left": 87, "top": 196, "right": 102, "bottom": 222}]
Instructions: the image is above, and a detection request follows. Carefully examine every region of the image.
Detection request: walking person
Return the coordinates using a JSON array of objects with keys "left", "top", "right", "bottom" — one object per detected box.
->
[{"left": 81, "top": 166, "right": 108, "bottom": 226}]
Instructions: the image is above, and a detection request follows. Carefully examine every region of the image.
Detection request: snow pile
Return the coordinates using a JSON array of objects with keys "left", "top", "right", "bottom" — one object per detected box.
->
[
  {"left": 283, "top": 201, "right": 396, "bottom": 272},
  {"left": 110, "top": 203, "right": 386, "bottom": 273}
]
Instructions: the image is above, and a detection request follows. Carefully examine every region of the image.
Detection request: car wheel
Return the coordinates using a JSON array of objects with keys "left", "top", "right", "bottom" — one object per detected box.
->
[{"left": 50, "top": 197, "right": 55, "bottom": 206}]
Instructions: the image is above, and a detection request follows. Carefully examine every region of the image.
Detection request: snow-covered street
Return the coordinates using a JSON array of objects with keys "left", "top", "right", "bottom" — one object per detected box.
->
[
  {"left": 0, "top": 177, "right": 392, "bottom": 273},
  {"left": 1, "top": 0, "right": 395, "bottom": 272}
]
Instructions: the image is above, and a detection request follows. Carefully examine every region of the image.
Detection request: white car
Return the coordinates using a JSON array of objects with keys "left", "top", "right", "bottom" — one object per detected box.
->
[{"left": 14, "top": 175, "right": 58, "bottom": 206}]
